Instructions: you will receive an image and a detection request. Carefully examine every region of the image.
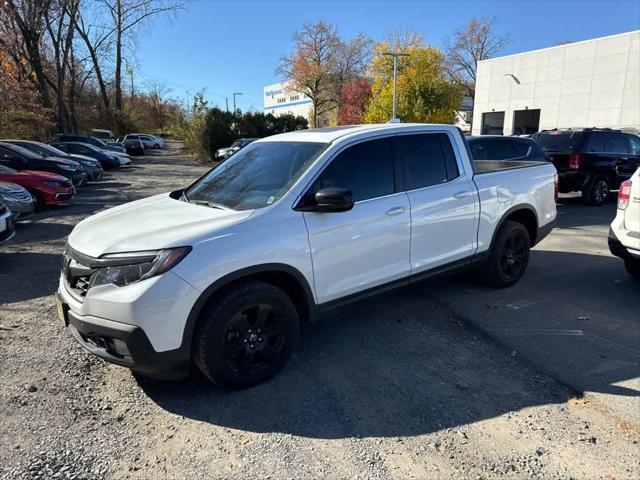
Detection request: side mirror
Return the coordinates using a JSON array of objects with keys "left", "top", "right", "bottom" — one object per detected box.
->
[{"left": 297, "top": 187, "right": 354, "bottom": 212}]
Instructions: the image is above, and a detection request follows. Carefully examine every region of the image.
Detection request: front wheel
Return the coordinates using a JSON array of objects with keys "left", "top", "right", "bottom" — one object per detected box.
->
[
  {"left": 194, "top": 281, "right": 300, "bottom": 389},
  {"left": 482, "top": 220, "right": 531, "bottom": 288},
  {"left": 625, "top": 258, "right": 640, "bottom": 280}
]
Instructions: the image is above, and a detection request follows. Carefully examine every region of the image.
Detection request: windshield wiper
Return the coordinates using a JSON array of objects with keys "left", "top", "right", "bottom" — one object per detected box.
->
[{"left": 188, "top": 199, "right": 231, "bottom": 210}]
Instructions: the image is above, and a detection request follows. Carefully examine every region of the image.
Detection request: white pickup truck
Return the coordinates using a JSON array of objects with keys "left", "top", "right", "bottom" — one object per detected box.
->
[{"left": 56, "top": 124, "right": 557, "bottom": 389}]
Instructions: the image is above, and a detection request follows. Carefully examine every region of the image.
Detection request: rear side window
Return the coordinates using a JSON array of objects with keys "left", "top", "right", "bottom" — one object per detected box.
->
[
  {"left": 584, "top": 132, "right": 605, "bottom": 152},
  {"left": 313, "top": 138, "right": 394, "bottom": 202},
  {"left": 536, "top": 131, "right": 580, "bottom": 152},
  {"left": 491, "top": 139, "right": 519, "bottom": 160},
  {"left": 393, "top": 133, "right": 458, "bottom": 191},
  {"left": 607, "top": 133, "right": 630, "bottom": 154}
]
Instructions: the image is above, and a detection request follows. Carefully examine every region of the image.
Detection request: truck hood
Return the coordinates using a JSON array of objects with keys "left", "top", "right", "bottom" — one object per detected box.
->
[{"left": 68, "top": 193, "right": 253, "bottom": 257}]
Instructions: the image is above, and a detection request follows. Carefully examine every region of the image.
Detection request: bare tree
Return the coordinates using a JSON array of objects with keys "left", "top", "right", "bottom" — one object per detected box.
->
[
  {"left": 145, "top": 80, "right": 171, "bottom": 129},
  {"left": 96, "top": 0, "right": 183, "bottom": 117},
  {"left": 44, "top": 0, "right": 80, "bottom": 131},
  {"left": 75, "top": 2, "right": 115, "bottom": 126},
  {"left": 2, "top": 0, "right": 54, "bottom": 110},
  {"left": 444, "top": 17, "right": 510, "bottom": 102}
]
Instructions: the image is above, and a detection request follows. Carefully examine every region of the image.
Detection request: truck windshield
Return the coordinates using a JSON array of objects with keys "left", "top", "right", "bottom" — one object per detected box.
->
[
  {"left": 536, "top": 131, "right": 580, "bottom": 152},
  {"left": 185, "top": 141, "right": 327, "bottom": 211}
]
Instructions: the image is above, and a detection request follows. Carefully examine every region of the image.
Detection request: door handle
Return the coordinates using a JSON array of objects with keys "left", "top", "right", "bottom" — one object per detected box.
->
[
  {"left": 453, "top": 190, "right": 473, "bottom": 199},
  {"left": 385, "top": 206, "right": 405, "bottom": 216}
]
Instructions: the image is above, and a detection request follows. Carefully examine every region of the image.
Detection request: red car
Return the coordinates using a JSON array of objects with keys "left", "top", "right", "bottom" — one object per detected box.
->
[{"left": 0, "top": 165, "right": 75, "bottom": 210}]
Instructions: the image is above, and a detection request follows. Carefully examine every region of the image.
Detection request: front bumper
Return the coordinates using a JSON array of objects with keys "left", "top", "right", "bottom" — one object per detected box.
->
[
  {"left": 0, "top": 212, "right": 15, "bottom": 244},
  {"left": 56, "top": 257, "right": 201, "bottom": 379},
  {"left": 57, "top": 293, "right": 190, "bottom": 379}
]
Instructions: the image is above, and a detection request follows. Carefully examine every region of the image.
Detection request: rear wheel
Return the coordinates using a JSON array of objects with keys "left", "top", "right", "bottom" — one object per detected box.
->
[
  {"left": 624, "top": 258, "right": 640, "bottom": 280},
  {"left": 582, "top": 175, "right": 609, "bottom": 206},
  {"left": 482, "top": 220, "right": 531, "bottom": 288},
  {"left": 194, "top": 280, "right": 299, "bottom": 389}
]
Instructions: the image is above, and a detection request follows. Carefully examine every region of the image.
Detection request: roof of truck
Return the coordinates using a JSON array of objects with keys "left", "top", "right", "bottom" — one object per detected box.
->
[{"left": 261, "top": 123, "right": 457, "bottom": 143}]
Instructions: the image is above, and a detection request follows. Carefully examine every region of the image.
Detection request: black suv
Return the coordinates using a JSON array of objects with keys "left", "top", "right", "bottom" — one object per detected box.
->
[{"left": 534, "top": 128, "right": 640, "bottom": 205}]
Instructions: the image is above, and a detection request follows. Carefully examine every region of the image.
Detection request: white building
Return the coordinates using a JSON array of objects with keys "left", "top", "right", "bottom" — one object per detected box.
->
[
  {"left": 263, "top": 81, "right": 313, "bottom": 123},
  {"left": 472, "top": 30, "right": 640, "bottom": 136}
]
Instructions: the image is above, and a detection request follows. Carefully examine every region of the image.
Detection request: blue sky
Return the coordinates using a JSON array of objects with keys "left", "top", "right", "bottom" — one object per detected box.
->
[{"left": 135, "top": 0, "right": 640, "bottom": 111}]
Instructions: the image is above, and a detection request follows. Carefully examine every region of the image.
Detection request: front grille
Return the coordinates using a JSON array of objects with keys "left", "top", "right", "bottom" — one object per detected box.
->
[
  {"left": 62, "top": 252, "right": 95, "bottom": 300},
  {"left": 9, "top": 189, "right": 32, "bottom": 202}
]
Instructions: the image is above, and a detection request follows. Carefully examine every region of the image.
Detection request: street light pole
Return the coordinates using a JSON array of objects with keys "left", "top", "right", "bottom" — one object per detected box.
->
[
  {"left": 233, "top": 92, "right": 243, "bottom": 112},
  {"left": 382, "top": 52, "right": 409, "bottom": 121}
]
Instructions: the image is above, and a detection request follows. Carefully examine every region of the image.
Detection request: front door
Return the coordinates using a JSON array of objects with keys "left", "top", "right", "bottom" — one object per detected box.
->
[{"left": 302, "top": 137, "right": 411, "bottom": 304}]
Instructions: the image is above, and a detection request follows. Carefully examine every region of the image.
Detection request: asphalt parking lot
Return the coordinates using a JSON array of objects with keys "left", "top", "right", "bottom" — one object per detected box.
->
[{"left": 1, "top": 143, "right": 638, "bottom": 479}]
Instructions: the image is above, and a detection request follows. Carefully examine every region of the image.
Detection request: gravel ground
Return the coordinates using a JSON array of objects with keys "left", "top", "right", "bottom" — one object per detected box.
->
[{"left": 1, "top": 142, "right": 638, "bottom": 479}]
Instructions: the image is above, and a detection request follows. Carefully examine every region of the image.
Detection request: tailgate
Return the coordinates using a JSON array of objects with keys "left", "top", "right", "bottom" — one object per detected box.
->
[{"left": 545, "top": 151, "right": 571, "bottom": 173}]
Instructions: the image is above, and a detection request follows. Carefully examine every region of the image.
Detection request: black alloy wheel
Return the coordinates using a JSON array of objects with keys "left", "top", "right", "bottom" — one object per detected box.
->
[
  {"left": 499, "top": 231, "right": 528, "bottom": 282},
  {"left": 483, "top": 220, "right": 531, "bottom": 288},
  {"left": 194, "top": 280, "right": 299, "bottom": 389},
  {"left": 223, "top": 303, "right": 286, "bottom": 374}
]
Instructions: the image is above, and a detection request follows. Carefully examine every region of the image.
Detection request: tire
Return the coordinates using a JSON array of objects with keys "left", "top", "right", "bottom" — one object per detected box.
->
[
  {"left": 154, "top": 143, "right": 160, "bottom": 149},
  {"left": 482, "top": 220, "right": 531, "bottom": 288},
  {"left": 625, "top": 258, "right": 640, "bottom": 280},
  {"left": 582, "top": 175, "right": 610, "bottom": 206},
  {"left": 27, "top": 189, "right": 44, "bottom": 211},
  {"left": 194, "top": 280, "right": 300, "bottom": 389}
]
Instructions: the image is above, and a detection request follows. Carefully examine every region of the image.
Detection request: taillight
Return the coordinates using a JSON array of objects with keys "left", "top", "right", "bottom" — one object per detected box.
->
[
  {"left": 568, "top": 153, "right": 583, "bottom": 169},
  {"left": 553, "top": 173, "right": 559, "bottom": 202},
  {"left": 618, "top": 180, "right": 632, "bottom": 210}
]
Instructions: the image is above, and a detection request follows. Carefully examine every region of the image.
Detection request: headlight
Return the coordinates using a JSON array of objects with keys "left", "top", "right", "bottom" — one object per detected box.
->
[
  {"left": 43, "top": 181, "right": 66, "bottom": 187},
  {"left": 89, "top": 247, "right": 191, "bottom": 288},
  {"left": 59, "top": 164, "right": 76, "bottom": 171}
]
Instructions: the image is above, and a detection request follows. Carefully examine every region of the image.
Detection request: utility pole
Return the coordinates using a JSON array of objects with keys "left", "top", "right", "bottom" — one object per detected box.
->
[
  {"left": 225, "top": 97, "right": 229, "bottom": 112},
  {"left": 233, "top": 92, "right": 243, "bottom": 113},
  {"left": 382, "top": 52, "right": 410, "bottom": 121}
]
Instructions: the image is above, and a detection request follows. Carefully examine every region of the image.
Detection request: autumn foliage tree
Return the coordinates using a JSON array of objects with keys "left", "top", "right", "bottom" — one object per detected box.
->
[
  {"left": 337, "top": 78, "right": 372, "bottom": 125},
  {"left": 277, "top": 21, "right": 371, "bottom": 127},
  {"left": 364, "top": 36, "right": 462, "bottom": 124}
]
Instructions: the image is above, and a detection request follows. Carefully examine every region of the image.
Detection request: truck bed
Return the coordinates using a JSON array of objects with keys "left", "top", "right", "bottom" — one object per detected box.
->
[{"left": 473, "top": 159, "right": 549, "bottom": 174}]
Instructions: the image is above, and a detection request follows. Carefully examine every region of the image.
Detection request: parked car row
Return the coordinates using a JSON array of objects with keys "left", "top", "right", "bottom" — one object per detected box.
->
[{"left": 0, "top": 132, "right": 159, "bottom": 245}]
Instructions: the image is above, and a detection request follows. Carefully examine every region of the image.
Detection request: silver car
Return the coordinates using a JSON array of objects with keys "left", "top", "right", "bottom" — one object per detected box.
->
[{"left": 0, "top": 181, "right": 35, "bottom": 220}]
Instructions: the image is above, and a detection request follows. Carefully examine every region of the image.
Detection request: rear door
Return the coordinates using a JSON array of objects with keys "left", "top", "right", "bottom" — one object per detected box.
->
[
  {"left": 302, "top": 136, "right": 411, "bottom": 303},
  {"left": 606, "top": 132, "right": 635, "bottom": 183},
  {"left": 623, "top": 134, "right": 640, "bottom": 179},
  {"left": 393, "top": 132, "right": 479, "bottom": 273}
]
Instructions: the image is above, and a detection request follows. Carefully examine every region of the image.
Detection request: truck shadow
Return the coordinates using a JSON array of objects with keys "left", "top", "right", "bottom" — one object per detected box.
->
[{"left": 138, "top": 282, "right": 576, "bottom": 439}]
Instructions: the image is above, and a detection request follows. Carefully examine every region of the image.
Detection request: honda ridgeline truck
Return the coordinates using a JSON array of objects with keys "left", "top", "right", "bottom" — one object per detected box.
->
[{"left": 56, "top": 124, "right": 558, "bottom": 389}]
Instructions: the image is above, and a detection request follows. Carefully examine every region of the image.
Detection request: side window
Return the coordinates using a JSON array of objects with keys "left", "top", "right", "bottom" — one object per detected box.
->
[
  {"left": 607, "top": 133, "right": 630, "bottom": 154},
  {"left": 393, "top": 133, "right": 456, "bottom": 191},
  {"left": 513, "top": 141, "right": 531, "bottom": 158},
  {"left": 627, "top": 135, "right": 640, "bottom": 155},
  {"left": 584, "top": 132, "right": 605, "bottom": 152},
  {"left": 312, "top": 138, "right": 394, "bottom": 202}
]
